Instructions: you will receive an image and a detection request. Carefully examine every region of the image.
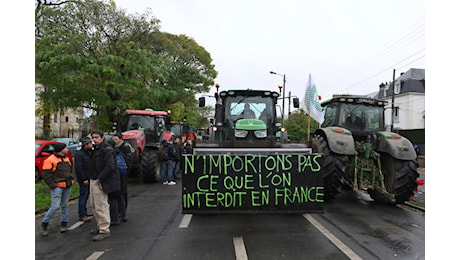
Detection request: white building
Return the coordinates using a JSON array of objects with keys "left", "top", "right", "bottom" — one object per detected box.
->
[
  {"left": 374, "top": 68, "right": 425, "bottom": 155},
  {"left": 376, "top": 68, "right": 425, "bottom": 131}
]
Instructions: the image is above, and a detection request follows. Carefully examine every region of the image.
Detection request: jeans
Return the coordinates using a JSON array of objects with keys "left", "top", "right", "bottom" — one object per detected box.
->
[
  {"left": 172, "top": 161, "right": 178, "bottom": 178},
  {"left": 78, "top": 182, "right": 90, "bottom": 219},
  {"left": 160, "top": 160, "right": 175, "bottom": 182},
  {"left": 42, "top": 187, "right": 71, "bottom": 224},
  {"left": 166, "top": 160, "right": 175, "bottom": 182},
  {"left": 160, "top": 161, "right": 167, "bottom": 182}
]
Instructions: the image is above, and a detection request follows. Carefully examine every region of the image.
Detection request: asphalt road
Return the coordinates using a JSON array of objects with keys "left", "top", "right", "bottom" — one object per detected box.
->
[{"left": 35, "top": 176, "right": 425, "bottom": 260}]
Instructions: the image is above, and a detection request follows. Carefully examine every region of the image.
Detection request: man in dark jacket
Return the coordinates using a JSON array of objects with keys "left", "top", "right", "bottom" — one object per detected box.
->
[
  {"left": 89, "top": 129, "right": 120, "bottom": 241},
  {"left": 112, "top": 132, "right": 132, "bottom": 207},
  {"left": 165, "top": 136, "right": 177, "bottom": 185},
  {"left": 75, "top": 136, "right": 93, "bottom": 222}
]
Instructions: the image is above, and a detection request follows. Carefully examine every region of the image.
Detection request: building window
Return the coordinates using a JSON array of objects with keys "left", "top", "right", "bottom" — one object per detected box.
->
[
  {"left": 65, "top": 116, "right": 69, "bottom": 122},
  {"left": 394, "top": 107, "right": 399, "bottom": 123},
  {"left": 394, "top": 81, "right": 401, "bottom": 94},
  {"left": 54, "top": 113, "right": 58, "bottom": 123}
]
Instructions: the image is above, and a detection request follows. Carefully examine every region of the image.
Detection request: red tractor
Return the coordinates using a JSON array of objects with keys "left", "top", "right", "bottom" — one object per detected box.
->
[{"left": 112, "top": 109, "right": 174, "bottom": 183}]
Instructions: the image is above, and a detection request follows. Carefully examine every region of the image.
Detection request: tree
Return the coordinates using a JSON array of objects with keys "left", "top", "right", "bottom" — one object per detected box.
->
[
  {"left": 284, "top": 109, "right": 320, "bottom": 141},
  {"left": 35, "top": 0, "right": 217, "bottom": 134}
]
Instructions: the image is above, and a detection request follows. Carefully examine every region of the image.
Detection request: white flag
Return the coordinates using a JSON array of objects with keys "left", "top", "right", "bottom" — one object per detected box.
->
[{"left": 302, "top": 74, "right": 324, "bottom": 125}]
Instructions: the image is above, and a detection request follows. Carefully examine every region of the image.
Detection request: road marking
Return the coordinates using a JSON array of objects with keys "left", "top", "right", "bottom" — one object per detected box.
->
[
  {"left": 179, "top": 214, "right": 193, "bottom": 228},
  {"left": 303, "top": 214, "right": 362, "bottom": 260},
  {"left": 233, "top": 236, "right": 248, "bottom": 260},
  {"left": 68, "top": 221, "right": 85, "bottom": 230},
  {"left": 68, "top": 216, "right": 93, "bottom": 231},
  {"left": 86, "top": 251, "right": 105, "bottom": 260}
]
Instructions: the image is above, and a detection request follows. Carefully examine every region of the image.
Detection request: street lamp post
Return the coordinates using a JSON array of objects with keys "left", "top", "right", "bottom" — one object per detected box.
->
[{"left": 270, "top": 71, "right": 286, "bottom": 128}]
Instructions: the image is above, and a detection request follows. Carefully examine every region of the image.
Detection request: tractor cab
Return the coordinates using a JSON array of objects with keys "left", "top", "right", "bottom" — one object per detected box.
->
[
  {"left": 321, "top": 95, "right": 386, "bottom": 140},
  {"left": 110, "top": 108, "right": 173, "bottom": 182},
  {"left": 200, "top": 89, "right": 290, "bottom": 147}
]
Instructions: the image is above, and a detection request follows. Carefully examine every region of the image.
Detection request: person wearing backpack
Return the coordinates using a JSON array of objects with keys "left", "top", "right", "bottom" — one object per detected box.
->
[
  {"left": 159, "top": 138, "right": 176, "bottom": 185},
  {"left": 112, "top": 132, "right": 131, "bottom": 207},
  {"left": 107, "top": 140, "right": 127, "bottom": 224}
]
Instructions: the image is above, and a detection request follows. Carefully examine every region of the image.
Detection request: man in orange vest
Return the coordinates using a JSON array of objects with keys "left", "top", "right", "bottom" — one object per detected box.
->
[{"left": 40, "top": 142, "right": 74, "bottom": 236}]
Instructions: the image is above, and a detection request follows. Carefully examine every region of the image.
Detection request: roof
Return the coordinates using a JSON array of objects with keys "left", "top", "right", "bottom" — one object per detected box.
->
[
  {"left": 124, "top": 109, "right": 169, "bottom": 116},
  {"left": 376, "top": 68, "right": 425, "bottom": 98},
  {"left": 397, "top": 68, "right": 425, "bottom": 81}
]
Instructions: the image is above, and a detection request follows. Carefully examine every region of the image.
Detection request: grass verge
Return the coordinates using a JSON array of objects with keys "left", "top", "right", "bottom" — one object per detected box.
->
[{"left": 35, "top": 181, "right": 80, "bottom": 214}]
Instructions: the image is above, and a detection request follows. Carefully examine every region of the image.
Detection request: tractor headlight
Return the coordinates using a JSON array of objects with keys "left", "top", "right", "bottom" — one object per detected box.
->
[
  {"left": 254, "top": 130, "right": 267, "bottom": 138},
  {"left": 235, "top": 130, "right": 248, "bottom": 138}
]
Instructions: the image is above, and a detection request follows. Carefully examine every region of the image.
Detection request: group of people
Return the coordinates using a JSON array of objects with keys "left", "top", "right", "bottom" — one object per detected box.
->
[
  {"left": 159, "top": 135, "right": 193, "bottom": 185},
  {"left": 39, "top": 130, "right": 131, "bottom": 241},
  {"left": 39, "top": 130, "right": 192, "bottom": 241}
]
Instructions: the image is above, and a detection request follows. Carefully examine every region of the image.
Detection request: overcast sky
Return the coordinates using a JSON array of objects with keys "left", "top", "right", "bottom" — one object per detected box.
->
[{"left": 115, "top": 0, "right": 425, "bottom": 105}]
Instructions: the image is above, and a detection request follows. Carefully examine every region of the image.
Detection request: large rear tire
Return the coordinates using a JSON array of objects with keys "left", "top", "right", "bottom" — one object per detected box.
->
[
  {"left": 141, "top": 148, "right": 159, "bottom": 183},
  {"left": 312, "top": 134, "right": 347, "bottom": 201},
  {"left": 369, "top": 154, "right": 419, "bottom": 204}
]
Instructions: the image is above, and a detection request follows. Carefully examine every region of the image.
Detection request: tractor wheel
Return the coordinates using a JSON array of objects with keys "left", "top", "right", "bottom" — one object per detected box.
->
[
  {"left": 312, "top": 134, "right": 347, "bottom": 201},
  {"left": 141, "top": 148, "right": 159, "bottom": 183},
  {"left": 369, "top": 154, "right": 419, "bottom": 204}
]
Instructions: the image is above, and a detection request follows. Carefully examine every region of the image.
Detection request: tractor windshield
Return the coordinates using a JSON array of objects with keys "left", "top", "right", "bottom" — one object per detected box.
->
[
  {"left": 127, "top": 115, "right": 157, "bottom": 130},
  {"left": 225, "top": 96, "right": 274, "bottom": 127},
  {"left": 338, "top": 103, "right": 385, "bottom": 131}
]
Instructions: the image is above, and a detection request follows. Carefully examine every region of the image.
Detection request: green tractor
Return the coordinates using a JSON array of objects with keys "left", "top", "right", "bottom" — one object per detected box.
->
[
  {"left": 187, "top": 88, "right": 322, "bottom": 214},
  {"left": 197, "top": 88, "right": 302, "bottom": 149},
  {"left": 312, "top": 95, "right": 419, "bottom": 204}
]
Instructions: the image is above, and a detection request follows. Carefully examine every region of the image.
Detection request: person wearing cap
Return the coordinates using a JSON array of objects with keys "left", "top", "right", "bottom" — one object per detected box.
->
[
  {"left": 40, "top": 142, "right": 74, "bottom": 236},
  {"left": 75, "top": 136, "right": 94, "bottom": 222}
]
